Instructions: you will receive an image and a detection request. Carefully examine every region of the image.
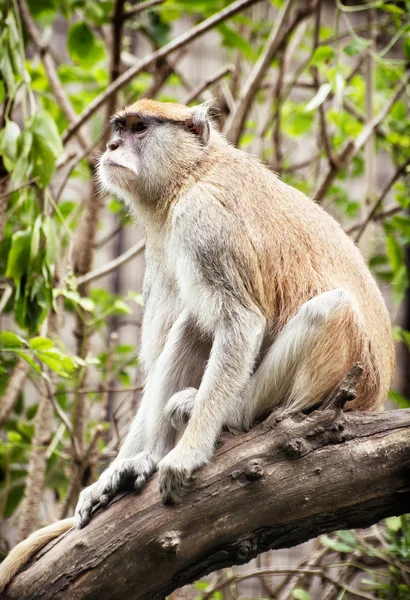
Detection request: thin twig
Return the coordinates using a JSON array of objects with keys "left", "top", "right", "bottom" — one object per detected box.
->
[
  {"left": 40, "top": 371, "right": 81, "bottom": 460},
  {"left": 182, "top": 64, "right": 234, "bottom": 104},
  {"left": 202, "top": 568, "right": 378, "bottom": 600},
  {"left": 224, "top": 0, "right": 305, "bottom": 145},
  {"left": 0, "top": 282, "right": 12, "bottom": 315},
  {"left": 123, "top": 0, "right": 165, "bottom": 19},
  {"left": 100, "top": 331, "right": 119, "bottom": 422},
  {"left": 271, "top": 50, "right": 286, "bottom": 173},
  {"left": 278, "top": 542, "right": 328, "bottom": 600},
  {"left": 55, "top": 384, "right": 143, "bottom": 395},
  {"left": 94, "top": 223, "right": 123, "bottom": 248},
  {"left": 351, "top": 157, "right": 410, "bottom": 242},
  {"left": 0, "top": 177, "right": 39, "bottom": 201},
  {"left": 0, "top": 359, "right": 30, "bottom": 426},
  {"left": 76, "top": 238, "right": 146, "bottom": 286}
]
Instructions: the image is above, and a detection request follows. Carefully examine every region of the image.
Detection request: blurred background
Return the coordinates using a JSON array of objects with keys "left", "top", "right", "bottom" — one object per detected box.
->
[{"left": 0, "top": 0, "right": 409, "bottom": 597}]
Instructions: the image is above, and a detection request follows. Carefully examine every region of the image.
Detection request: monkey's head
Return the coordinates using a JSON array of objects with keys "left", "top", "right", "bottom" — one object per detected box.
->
[{"left": 99, "top": 99, "right": 212, "bottom": 211}]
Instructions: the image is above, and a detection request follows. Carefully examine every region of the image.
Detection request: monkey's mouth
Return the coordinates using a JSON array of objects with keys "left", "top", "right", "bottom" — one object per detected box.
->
[{"left": 104, "top": 159, "right": 130, "bottom": 170}]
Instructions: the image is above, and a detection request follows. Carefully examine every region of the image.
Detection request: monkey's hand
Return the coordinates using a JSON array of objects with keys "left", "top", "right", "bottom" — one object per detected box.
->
[
  {"left": 164, "top": 387, "right": 197, "bottom": 430},
  {"left": 158, "top": 444, "right": 205, "bottom": 504},
  {"left": 75, "top": 453, "right": 156, "bottom": 528}
]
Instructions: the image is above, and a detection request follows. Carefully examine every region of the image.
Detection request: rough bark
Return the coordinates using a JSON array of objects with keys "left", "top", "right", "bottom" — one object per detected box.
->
[{"left": 3, "top": 408, "right": 410, "bottom": 600}]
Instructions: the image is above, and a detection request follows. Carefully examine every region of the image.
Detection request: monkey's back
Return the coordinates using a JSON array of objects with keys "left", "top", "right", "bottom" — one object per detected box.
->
[{"left": 200, "top": 142, "right": 395, "bottom": 409}]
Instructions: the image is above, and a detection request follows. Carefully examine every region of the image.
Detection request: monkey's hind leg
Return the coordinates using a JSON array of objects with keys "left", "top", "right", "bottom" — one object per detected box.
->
[
  {"left": 238, "top": 288, "right": 366, "bottom": 428},
  {"left": 164, "top": 387, "right": 197, "bottom": 430}
]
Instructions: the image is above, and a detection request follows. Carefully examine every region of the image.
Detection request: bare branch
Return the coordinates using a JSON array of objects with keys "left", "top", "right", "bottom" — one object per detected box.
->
[
  {"left": 0, "top": 359, "right": 30, "bottom": 426},
  {"left": 345, "top": 157, "right": 410, "bottom": 240},
  {"left": 104, "top": 0, "right": 126, "bottom": 139},
  {"left": 313, "top": 73, "right": 409, "bottom": 204},
  {"left": 123, "top": 0, "right": 165, "bottom": 20},
  {"left": 39, "top": 371, "right": 81, "bottom": 460},
  {"left": 224, "top": 0, "right": 318, "bottom": 145},
  {"left": 62, "top": 0, "right": 266, "bottom": 145},
  {"left": 75, "top": 238, "right": 146, "bottom": 286},
  {"left": 0, "top": 282, "right": 12, "bottom": 316},
  {"left": 182, "top": 64, "right": 234, "bottom": 104}
]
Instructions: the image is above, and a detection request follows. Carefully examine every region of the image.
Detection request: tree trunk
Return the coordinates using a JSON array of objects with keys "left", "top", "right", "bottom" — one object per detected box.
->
[{"left": 3, "top": 408, "right": 410, "bottom": 600}]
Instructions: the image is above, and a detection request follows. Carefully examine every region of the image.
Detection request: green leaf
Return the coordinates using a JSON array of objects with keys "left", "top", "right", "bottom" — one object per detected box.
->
[
  {"left": 386, "top": 516, "right": 402, "bottom": 532},
  {"left": 0, "top": 332, "right": 26, "bottom": 348},
  {"left": 293, "top": 590, "right": 311, "bottom": 600},
  {"left": 309, "top": 45, "right": 335, "bottom": 66},
  {"left": 385, "top": 235, "right": 404, "bottom": 272},
  {"left": 31, "top": 136, "right": 55, "bottom": 186},
  {"left": 42, "top": 216, "right": 57, "bottom": 271},
  {"left": 55, "top": 289, "right": 95, "bottom": 312},
  {"left": 5, "top": 230, "right": 31, "bottom": 283},
  {"left": 0, "top": 120, "right": 21, "bottom": 164},
  {"left": 31, "top": 110, "right": 63, "bottom": 157},
  {"left": 15, "top": 351, "right": 41, "bottom": 373},
  {"left": 388, "top": 389, "right": 410, "bottom": 408},
  {"left": 30, "top": 215, "right": 42, "bottom": 260},
  {"left": 12, "top": 130, "right": 33, "bottom": 182},
  {"left": 343, "top": 38, "right": 372, "bottom": 56},
  {"left": 67, "top": 22, "right": 104, "bottom": 66},
  {"left": 320, "top": 534, "right": 353, "bottom": 553},
  {"left": 29, "top": 336, "right": 54, "bottom": 350},
  {"left": 35, "top": 348, "right": 77, "bottom": 377},
  {"left": 112, "top": 299, "right": 132, "bottom": 315},
  {"left": 68, "top": 22, "right": 94, "bottom": 60},
  {"left": 218, "top": 23, "right": 255, "bottom": 60}
]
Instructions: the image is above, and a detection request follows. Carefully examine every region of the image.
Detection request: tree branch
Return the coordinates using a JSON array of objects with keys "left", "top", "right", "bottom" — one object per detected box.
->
[
  {"left": 16, "top": 0, "right": 89, "bottom": 151},
  {"left": 352, "top": 157, "right": 410, "bottom": 243},
  {"left": 223, "top": 0, "right": 317, "bottom": 146},
  {"left": 4, "top": 408, "right": 410, "bottom": 599},
  {"left": 75, "top": 238, "right": 146, "bottom": 286},
  {"left": 182, "top": 64, "right": 234, "bottom": 105},
  {"left": 122, "top": 0, "right": 165, "bottom": 20},
  {"left": 0, "top": 359, "right": 30, "bottom": 426},
  {"left": 313, "top": 72, "right": 409, "bottom": 203},
  {"left": 62, "top": 0, "right": 265, "bottom": 145}
]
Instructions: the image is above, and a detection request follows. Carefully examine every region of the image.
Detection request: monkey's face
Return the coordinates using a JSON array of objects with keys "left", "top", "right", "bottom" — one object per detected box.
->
[
  {"left": 98, "top": 102, "right": 211, "bottom": 211},
  {"left": 99, "top": 113, "right": 152, "bottom": 201}
]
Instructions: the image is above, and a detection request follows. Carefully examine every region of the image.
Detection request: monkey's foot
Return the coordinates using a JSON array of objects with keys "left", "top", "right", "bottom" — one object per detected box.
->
[
  {"left": 164, "top": 387, "right": 197, "bottom": 430},
  {"left": 75, "top": 454, "right": 156, "bottom": 528},
  {"left": 158, "top": 447, "right": 204, "bottom": 503}
]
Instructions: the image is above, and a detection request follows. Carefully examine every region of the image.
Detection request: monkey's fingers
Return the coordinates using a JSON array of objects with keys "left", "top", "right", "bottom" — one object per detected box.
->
[
  {"left": 158, "top": 461, "right": 192, "bottom": 504},
  {"left": 75, "top": 483, "right": 99, "bottom": 529},
  {"left": 101, "top": 455, "right": 157, "bottom": 500}
]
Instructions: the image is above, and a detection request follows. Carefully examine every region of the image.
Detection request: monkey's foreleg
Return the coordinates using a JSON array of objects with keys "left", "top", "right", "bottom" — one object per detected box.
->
[
  {"left": 158, "top": 308, "right": 265, "bottom": 503},
  {"left": 75, "top": 311, "right": 203, "bottom": 528}
]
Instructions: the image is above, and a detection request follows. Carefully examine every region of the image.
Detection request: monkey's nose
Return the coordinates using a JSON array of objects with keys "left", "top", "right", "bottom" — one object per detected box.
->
[{"left": 107, "top": 139, "right": 121, "bottom": 151}]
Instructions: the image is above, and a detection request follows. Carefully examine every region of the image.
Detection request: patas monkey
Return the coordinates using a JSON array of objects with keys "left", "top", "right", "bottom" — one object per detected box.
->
[{"left": 0, "top": 99, "right": 395, "bottom": 591}]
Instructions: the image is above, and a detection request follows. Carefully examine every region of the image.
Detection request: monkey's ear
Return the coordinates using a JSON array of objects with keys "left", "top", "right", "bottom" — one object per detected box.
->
[{"left": 185, "top": 104, "right": 210, "bottom": 145}]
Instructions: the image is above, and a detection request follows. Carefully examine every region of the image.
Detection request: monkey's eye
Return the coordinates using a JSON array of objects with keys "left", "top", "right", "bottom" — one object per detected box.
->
[{"left": 132, "top": 122, "right": 148, "bottom": 134}]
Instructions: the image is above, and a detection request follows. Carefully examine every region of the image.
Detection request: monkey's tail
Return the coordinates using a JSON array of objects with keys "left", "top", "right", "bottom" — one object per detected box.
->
[{"left": 0, "top": 517, "right": 74, "bottom": 593}]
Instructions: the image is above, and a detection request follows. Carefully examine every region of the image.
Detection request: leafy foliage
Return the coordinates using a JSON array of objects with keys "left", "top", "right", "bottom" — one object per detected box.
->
[{"left": 0, "top": 0, "right": 410, "bottom": 597}]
